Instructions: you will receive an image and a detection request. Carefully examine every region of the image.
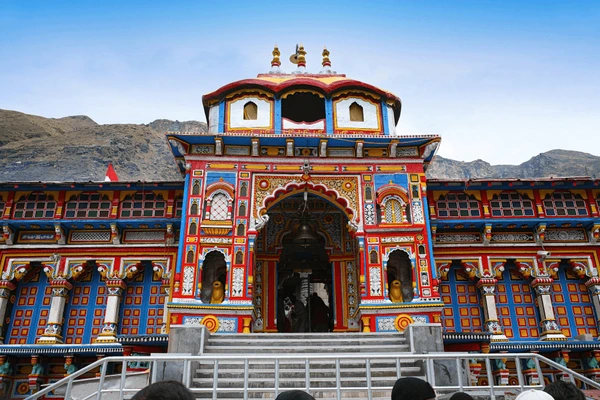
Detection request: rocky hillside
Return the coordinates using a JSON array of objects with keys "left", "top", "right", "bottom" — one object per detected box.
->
[
  {"left": 0, "top": 109, "right": 597, "bottom": 182},
  {"left": 427, "top": 150, "right": 600, "bottom": 180},
  {"left": 0, "top": 109, "right": 207, "bottom": 182}
]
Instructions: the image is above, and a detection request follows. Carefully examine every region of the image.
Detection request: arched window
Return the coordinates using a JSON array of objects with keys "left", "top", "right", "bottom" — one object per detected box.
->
[
  {"left": 12, "top": 192, "right": 57, "bottom": 219},
  {"left": 490, "top": 192, "right": 535, "bottom": 217},
  {"left": 369, "top": 250, "right": 378, "bottom": 264},
  {"left": 0, "top": 197, "right": 5, "bottom": 218},
  {"left": 236, "top": 223, "right": 245, "bottom": 236},
  {"left": 243, "top": 102, "right": 258, "bottom": 120},
  {"left": 240, "top": 182, "right": 248, "bottom": 197},
  {"left": 543, "top": 192, "right": 588, "bottom": 216},
  {"left": 192, "top": 181, "right": 200, "bottom": 196},
  {"left": 175, "top": 196, "right": 183, "bottom": 217},
  {"left": 235, "top": 251, "right": 244, "bottom": 264},
  {"left": 365, "top": 186, "right": 372, "bottom": 201},
  {"left": 64, "top": 193, "right": 111, "bottom": 219},
  {"left": 384, "top": 198, "right": 406, "bottom": 224},
  {"left": 190, "top": 202, "right": 199, "bottom": 216},
  {"left": 349, "top": 102, "right": 364, "bottom": 122},
  {"left": 188, "top": 221, "right": 197, "bottom": 235},
  {"left": 209, "top": 193, "right": 229, "bottom": 221},
  {"left": 238, "top": 202, "right": 246, "bottom": 216},
  {"left": 436, "top": 193, "right": 481, "bottom": 218},
  {"left": 120, "top": 192, "right": 166, "bottom": 218},
  {"left": 186, "top": 249, "right": 195, "bottom": 264}
]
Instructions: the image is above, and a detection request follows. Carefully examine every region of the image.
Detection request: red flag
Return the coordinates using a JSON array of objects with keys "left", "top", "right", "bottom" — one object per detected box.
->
[{"left": 105, "top": 163, "right": 119, "bottom": 182}]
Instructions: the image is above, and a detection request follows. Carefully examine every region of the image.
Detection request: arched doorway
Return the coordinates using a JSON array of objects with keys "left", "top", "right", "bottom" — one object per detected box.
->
[
  {"left": 386, "top": 250, "right": 414, "bottom": 303},
  {"left": 253, "top": 188, "right": 357, "bottom": 333}
]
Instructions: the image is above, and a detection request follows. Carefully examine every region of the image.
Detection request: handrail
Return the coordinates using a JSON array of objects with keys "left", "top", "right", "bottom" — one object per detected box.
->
[{"left": 29, "top": 352, "right": 600, "bottom": 400}]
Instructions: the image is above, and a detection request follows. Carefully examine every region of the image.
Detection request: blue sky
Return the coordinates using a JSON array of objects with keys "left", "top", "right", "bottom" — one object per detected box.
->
[{"left": 1, "top": 1, "right": 599, "bottom": 164}]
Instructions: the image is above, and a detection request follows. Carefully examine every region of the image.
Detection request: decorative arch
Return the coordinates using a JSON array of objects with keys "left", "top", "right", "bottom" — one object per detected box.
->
[
  {"left": 204, "top": 181, "right": 235, "bottom": 222},
  {"left": 385, "top": 249, "right": 414, "bottom": 303},
  {"left": 199, "top": 250, "right": 228, "bottom": 303},
  {"left": 256, "top": 180, "right": 359, "bottom": 232}
]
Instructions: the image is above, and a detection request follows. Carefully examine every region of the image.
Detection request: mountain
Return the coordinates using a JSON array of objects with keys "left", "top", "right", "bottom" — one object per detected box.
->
[
  {"left": 426, "top": 150, "right": 600, "bottom": 180},
  {"left": 0, "top": 109, "right": 207, "bottom": 182},
  {"left": 0, "top": 109, "right": 597, "bottom": 182}
]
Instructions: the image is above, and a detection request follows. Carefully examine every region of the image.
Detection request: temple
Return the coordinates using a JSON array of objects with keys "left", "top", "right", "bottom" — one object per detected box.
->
[{"left": 0, "top": 45, "right": 599, "bottom": 397}]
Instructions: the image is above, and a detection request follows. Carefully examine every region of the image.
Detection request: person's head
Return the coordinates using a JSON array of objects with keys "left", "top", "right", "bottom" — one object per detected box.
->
[
  {"left": 391, "top": 377, "right": 436, "bottom": 400},
  {"left": 543, "top": 380, "right": 585, "bottom": 400},
  {"left": 275, "top": 390, "right": 315, "bottom": 400},
  {"left": 132, "top": 381, "right": 194, "bottom": 400},
  {"left": 515, "top": 389, "right": 555, "bottom": 400},
  {"left": 449, "top": 393, "right": 474, "bottom": 400}
]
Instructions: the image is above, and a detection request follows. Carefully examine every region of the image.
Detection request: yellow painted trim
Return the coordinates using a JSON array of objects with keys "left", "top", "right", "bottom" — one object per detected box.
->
[
  {"left": 432, "top": 191, "right": 449, "bottom": 201},
  {"left": 312, "top": 166, "right": 338, "bottom": 172},
  {"left": 360, "top": 303, "right": 444, "bottom": 309},
  {"left": 224, "top": 89, "right": 274, "bottom": 100},
  {"left": 207, "top": 163, "right": 237, "bottom": 169},
  {"left": 378, "top": 166, "right": 406, "bottom": 172},
  {"left": 168, "top": 304, "right": 255, "bottom": 311},
  {"left": 464, "top": 190, "right": 482, "bottom": 202},
  {"left": 243, "top": 165, "right": 270, "bottom": 170},
  {"left": 274, "top": 165, "right": 302, "bottom": 171},
  {"left": 344, "top": 166, "right": 370, "bottom": 172},
  {"left": 280, "top": 88, "right": 324, "bottom": 99},
  {"left": 516, "top": 189, "right": 535, "bottom": 199}
]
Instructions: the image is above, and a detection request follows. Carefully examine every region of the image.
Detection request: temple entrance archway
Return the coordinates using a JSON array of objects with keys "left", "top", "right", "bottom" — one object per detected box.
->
[{"left": 252, "top": 186, "right": 359, "bottom": 333}]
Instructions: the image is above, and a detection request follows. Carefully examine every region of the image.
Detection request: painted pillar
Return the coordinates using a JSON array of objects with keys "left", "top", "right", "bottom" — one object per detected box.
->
[
  {"left": 476, "top": 278, "right": 507, "bottom": 340},
  {"left": 37, "top": 278, "right": 72, "bottom": 344},
  {"left": 531, "top": 277, "right": 567, "bottom": 340},
  {"left": 265, "top": 259, "right": 278, "bottom": 332},
  {"left": 585, "top": 278, "right": 600, "bottom": 339},
  {"left": 325, "top": 98, "right": 334, "bottom": 135},
  {"left": 0, "top": 281, "right": 15, "bottom": 343},
  {"left": 96, "top": 278, "right": 126, "bottom": 343},
  {"left": 331, "top": 260, "right": 345, "bottom": 331},
  {"left": 274, "top": 98, "right": 282, "bottom": 134}
]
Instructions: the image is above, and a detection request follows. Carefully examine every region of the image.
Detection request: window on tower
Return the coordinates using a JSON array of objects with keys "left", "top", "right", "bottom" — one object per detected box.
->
[
  {"left": 243, "top": 101, "right": 258, "bottom": 120},
  {"left": 282, "top": 92, "right": 325, "bottom": 123},
  {"left": 349, "top": 102, "right": 364, "bottom": 122}
]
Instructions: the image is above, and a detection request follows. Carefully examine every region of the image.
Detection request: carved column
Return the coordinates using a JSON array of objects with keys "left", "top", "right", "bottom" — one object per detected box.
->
[
  {"left": 476, "top": 278, "right": 507, "bottom": 340},
  {"left": 0, "top": 281, "right": 15, "bottom": 344},
  {"left": 531, "top": 277, "right": 566, "bottom": 340},
  {"left": 95, "top": 278, "right": 126, "bottom": 343},
  {"left": 37, "top": 278, "right": 72, "bottom": 344},
  {"left": 585, "top": 278, "right": 600, "bottom": 339}
]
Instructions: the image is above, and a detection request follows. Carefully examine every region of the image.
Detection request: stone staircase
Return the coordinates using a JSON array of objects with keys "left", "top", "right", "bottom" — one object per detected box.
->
[{"left": 191, "top": 332, "right": 423, "bottom": 399}]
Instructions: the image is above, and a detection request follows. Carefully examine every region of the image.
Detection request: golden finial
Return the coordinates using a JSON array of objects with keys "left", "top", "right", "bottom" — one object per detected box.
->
[
  {"left": 271, "top": 44, "right": 281, "bottom": 68},
  {"left": 297, "top": 43, "right": 306, "bottom": 68},
  {"left": 322, "top": 46, "right": 331, "bottom": 68}
]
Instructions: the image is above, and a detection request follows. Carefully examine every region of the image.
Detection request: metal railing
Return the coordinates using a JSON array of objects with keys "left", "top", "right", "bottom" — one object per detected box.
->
[{"left": 29, "top": 352, "right": 600, "bottom": 400}]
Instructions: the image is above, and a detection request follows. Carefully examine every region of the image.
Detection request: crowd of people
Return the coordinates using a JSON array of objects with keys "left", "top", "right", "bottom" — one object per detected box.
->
[{"left": 130, "top": 377, "right": 588, "bottom": 400}]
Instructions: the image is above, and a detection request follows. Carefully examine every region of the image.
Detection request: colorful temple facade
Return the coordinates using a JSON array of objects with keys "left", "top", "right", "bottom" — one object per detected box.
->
[{"left": 0, "top": 46, "right": 599, "bottom": 396}]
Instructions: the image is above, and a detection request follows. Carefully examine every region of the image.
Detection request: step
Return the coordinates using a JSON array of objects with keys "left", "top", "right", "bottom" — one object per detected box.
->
[
  {"left": 209, "top": 333, "right": 403, "bottom": 340},
  {"left": 196, "top": 365, "right": 420, "bottom": 379},
  {"left": 207, "top": 338, "right": 407, "bottom": 348},
  {"left": 204, "top": 345, "right": 410, "bottom": 354}
]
